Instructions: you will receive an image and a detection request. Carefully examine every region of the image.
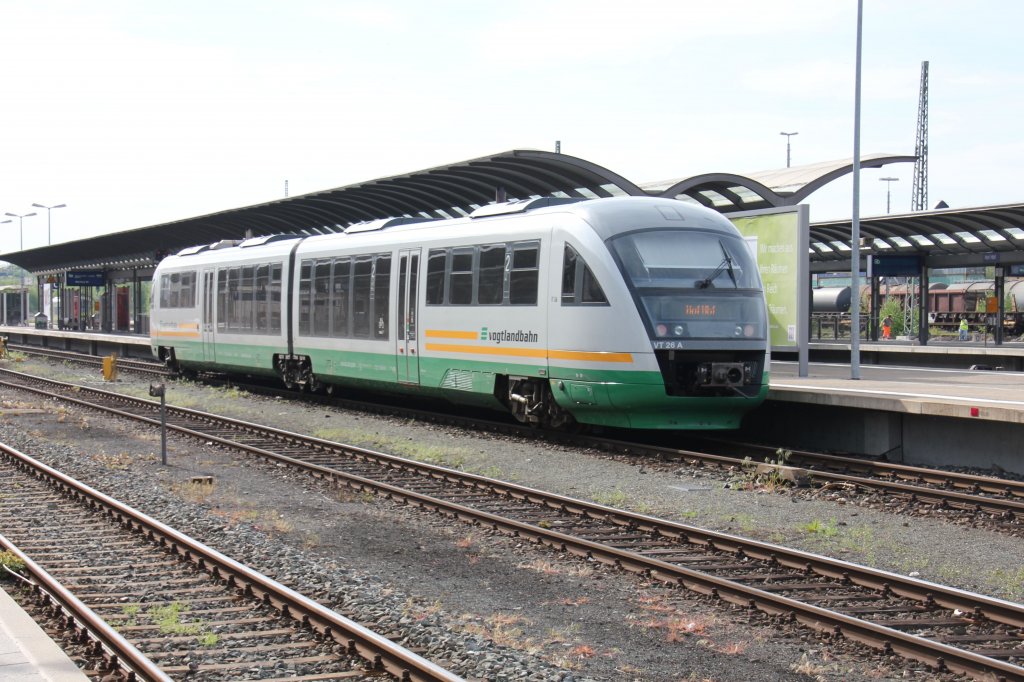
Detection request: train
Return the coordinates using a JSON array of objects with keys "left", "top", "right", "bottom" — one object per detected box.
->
[
  {"left": 812, "top": 280, "right": 1024, "bottom": 335},
  {"left": 150, "top": 196, "right": 769, "bottom": 430}
]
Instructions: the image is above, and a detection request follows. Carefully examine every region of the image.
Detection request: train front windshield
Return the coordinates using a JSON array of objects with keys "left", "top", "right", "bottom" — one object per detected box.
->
[{"left": 608, "top": 229, "right": 767, "bottom": 342}]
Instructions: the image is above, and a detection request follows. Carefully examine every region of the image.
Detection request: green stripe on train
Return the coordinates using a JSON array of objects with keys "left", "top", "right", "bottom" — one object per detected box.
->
[{"left": 156, "top": 339, "right": 767, "bottom": 429}]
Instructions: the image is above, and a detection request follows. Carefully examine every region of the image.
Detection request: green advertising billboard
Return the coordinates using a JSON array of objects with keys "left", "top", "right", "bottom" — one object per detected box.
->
[{"left": 729, "top": 206, "right": 809, "bottom": 355}]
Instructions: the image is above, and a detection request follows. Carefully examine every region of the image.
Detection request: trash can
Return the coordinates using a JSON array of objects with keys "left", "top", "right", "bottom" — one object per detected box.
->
[{"left": 34, "top": 313, "right": 48, "bottom": 329}]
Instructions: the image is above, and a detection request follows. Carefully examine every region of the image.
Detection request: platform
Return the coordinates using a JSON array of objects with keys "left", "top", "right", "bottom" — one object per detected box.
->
[
  {"left": 0, "top": 584, "right": 89, "bottom": 682},
  {"left": 0, "top": 326, "right": 152, "bottom": 361},
  {"left": 750, "top": 359, "right": 1024, "bottom": 474}
]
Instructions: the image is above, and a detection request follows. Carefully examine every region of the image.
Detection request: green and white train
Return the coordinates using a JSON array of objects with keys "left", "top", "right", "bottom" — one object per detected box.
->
[{"left": 151, "top": 196, "right": 769, "bottom": 430}]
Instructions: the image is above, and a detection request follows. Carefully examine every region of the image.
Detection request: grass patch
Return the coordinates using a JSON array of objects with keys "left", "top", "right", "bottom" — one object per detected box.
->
[
  {"left": 0, "top": 550, "right": 25, "bottom": 579},
  {"left": 800, "top": 517, "right": 839, "bottom": 537},
  {"left": 172, "top": 479, "right": 217, "bottom": 505},
  {"left": 149, "top": 602, "right": 202, "bottom": 635},
  {"left": 313, "top": 427, "right": 475, "bottom": 469}
]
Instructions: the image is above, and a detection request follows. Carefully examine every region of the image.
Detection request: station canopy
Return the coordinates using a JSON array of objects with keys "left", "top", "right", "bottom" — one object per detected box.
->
[{"left": 9, "top": 147, "right": 998, "bottom": 276}]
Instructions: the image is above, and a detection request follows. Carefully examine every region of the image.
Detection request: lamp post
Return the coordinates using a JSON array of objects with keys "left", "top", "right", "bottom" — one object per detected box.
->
[
  {"left": 3, "top": 211, "right": 36, "bottom": 252},
  {"left": 780, "top": 131, "right": 798, "bottom": 168},
  {"left": 31, "top": 203, "right": 66, "bottom": 245},
  {"left": 4, "top": 212, "right": 37, "bottom": 315},
  {"left": 879, "top": 177, "right": 898, "bottom": 214}
]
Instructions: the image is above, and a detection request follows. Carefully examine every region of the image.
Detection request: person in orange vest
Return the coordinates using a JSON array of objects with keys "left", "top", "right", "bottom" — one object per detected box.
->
[{"left": 882, "top": 315, "right": 893, "bottom": 340}]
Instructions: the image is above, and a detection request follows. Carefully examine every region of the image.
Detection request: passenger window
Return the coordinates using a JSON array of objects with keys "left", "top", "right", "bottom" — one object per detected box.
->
[
  {"left": 331, "top": 258, "right": 350, "bottom": 337},
  {"left": 478, "top": 244, "right": 505, "bottom": 304},
  {"left": 509, "top": 243, "right": 539, "bottom": 305},
  {"left": 216, "top": 270, "right": 228, "bottom": 329},
  {"left": 449, "top": 249, "right": 473, "bottom": 305},
  {"left": 352, "top": 255, "right": 372, "bottom": 338},
  {"left": 255, "top": 265, "right": 269, "bottom": 332},
  {"left": 269, "top": 264, "right": 282, "bottom": 333},
  {"left": 313, "top": 260, "right": 331, "bottom": 336},
  {"left": 425, "top": 250, "right": 446, "bottom": 305}
]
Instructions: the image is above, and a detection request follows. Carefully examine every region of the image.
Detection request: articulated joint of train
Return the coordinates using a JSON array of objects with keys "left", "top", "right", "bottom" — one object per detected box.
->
[{"left": 274, "top": 354, "right": 322, "bottom": 392}]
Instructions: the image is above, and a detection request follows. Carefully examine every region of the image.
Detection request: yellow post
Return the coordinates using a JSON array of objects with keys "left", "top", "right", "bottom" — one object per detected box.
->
[
  {"left": 102, "top": 353, "right": 119, "bottom": 382},
  {"left": 0, "top": 336, "right": 7, "bottom": 359}
]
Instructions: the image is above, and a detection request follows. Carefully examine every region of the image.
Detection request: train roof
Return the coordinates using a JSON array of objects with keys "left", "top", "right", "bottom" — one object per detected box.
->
[{"left": 157, "top": 196, "right": 740, "bottom": 269}]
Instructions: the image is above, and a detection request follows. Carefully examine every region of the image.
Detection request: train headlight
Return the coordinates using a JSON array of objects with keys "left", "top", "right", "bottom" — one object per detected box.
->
[
  {"left": 656, "top": 324, "right": 668, "bottom": 337},
  {"left": 672, "top": 324, "right": 686, "bottom": 336},
  {"left": 744, "top": 324, "right": 755, "bottom": 337}
]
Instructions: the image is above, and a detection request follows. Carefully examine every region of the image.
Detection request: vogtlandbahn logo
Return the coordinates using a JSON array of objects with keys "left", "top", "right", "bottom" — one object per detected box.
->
[{"left": 482, "top": 327, "right": 539, "bottom": 344}]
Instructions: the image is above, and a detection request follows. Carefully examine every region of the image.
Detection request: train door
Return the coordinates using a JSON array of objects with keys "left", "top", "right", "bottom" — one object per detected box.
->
[
  {"left": 201, "top": 270, "right": 216, "bottom": 363},
  {"left": 396, "top": 249, "right": 420, "bottom": 384}
]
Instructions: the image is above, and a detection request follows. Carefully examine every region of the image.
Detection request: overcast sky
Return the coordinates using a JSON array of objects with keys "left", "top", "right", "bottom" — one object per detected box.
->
[{"left": 2, "top": 1, "right": 1022, "bottom": 253}]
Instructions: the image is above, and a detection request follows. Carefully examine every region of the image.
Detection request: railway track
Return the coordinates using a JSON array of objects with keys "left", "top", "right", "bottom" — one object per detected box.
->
[
  {"left": 5, "top": 345, "right": 1024, "bottom": 530},
  {"left": 0, "top": 368, "right": 1021, "bottom": 680},
  {"left": 0, "top": 440, "right": 462, "bottom": 682},
  {"left": 5, "top": 343, "right": 171, "bottom": 377}
]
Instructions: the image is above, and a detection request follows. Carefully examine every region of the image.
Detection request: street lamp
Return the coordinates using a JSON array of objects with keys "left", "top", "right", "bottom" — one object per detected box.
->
[
  {"left": 4, "top": 211, "right": 37, "bottom": 296},
  {"left": 780, "top": 131, "right": 798, "bottom": 168},
  {"left": 31, "top": 203, "right": 66, "bottom": 245},
  {"left": 4, "top": 212, "right": 37, "bottom": 252},
  {"left": 879, "top": 177, "right": 898, "bottom": 214}
]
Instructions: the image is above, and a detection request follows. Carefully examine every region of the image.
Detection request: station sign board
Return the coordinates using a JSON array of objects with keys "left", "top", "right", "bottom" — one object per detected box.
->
[
  {"left": 66, "top": 271, "right": 106, "bottom": 287},
  {"left": 871, "top": 254, "right": 922, "bottom": 277}
]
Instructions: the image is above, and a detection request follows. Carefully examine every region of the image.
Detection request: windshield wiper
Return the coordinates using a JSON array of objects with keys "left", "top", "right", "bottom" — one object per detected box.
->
[{"left": 696, "top": 240, "right": 738, "bottom": 289}]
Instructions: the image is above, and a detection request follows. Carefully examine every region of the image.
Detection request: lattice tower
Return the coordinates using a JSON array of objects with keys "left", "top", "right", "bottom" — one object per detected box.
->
[{"left": 911, "top": 61, "right": 929, "bottom": 211}]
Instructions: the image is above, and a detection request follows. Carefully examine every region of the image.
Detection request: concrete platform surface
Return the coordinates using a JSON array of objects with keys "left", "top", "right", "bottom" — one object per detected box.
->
[
  {"left": 770, "top": 360, "right": 1024, "bottom": 424},
  {"left": 0, "top": 584, "right": 89, "bottom": 682}
]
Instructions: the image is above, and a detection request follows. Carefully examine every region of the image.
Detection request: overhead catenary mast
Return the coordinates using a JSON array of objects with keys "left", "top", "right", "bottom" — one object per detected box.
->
[{"left": 911, "top": 61, "right": 929, "bottom": 211}]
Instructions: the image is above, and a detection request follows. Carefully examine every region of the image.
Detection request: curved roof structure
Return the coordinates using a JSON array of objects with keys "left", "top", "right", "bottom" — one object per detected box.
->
[
  {"left": 2, "top": 148, "right": 919, "bottom": 274},
  {"left": 644, "top": 153, "right": 917, "bottom": 212},
  {"left": 809, "top": 202, "right": 1024, "bottom": 271}
]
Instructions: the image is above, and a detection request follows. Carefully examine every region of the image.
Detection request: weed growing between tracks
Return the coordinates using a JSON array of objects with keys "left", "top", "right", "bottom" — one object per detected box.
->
[{"left": 0, "top": 550, "right": 25, "bottom": 577}]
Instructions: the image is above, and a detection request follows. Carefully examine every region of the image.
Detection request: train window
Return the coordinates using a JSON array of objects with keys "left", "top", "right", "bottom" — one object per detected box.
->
[
  {"left": 352, "top": 255, "right": 373, "bottom": 338},
  {"left": 240, "top": 266, "right": 255, "bottom": 332},
  {"left": 449, "top": 248, "right": 473, "bottom": 305},
  {"left": 581, "top": 266, "right": 607, "bottom": 303},
  {"left": 331, "top": 257, "right": 351, "bottom": 337},
  {"left": 159, "top": 275, "right": 170, "bottom": 308},
  {"left": 179, "top": 271, "right": 195, "bottom": 308},
  {"left": 313, "top": 260, "right": 331, "bottom": 336},
  {"left": 561, "top": 246, "right": 578, "bottom": 301},
  {"left": 425, "top": 250, "right": 445, "bottom": 305},
  {"left": 299, "top": 261, "right": 312, "bottom": 335},
  {"left": 227, "top": 266, "right": 240, "bottom": 329},
  {"left": 217, "top": 270, "right": 228, "bottom": 329},
  {"left": 269, "top": 264, "right": 282, "bottom": 333},
  {"left": 561, "top": 244, "right": 607, "bottom": 306},
  {"left": 374, "top": 254, "right": 391, "bottom": 339},
  {"left": 478, "top": 244, "right": 505, "bottom": 305},
  {"left": 255, "top": 265, "right": 269, "bottom": 332},
  {"left": 509, "top": 242, "right": 539, "bottom": 305}
]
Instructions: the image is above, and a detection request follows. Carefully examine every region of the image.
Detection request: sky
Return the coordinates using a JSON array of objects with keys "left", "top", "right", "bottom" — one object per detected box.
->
[{"left": 2, "top": 0, "right": 1023, "bottom": 254}]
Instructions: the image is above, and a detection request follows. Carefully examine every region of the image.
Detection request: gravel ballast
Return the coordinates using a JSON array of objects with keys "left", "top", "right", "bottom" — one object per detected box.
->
[{"left": 2, "top": 357, "right": 1022, "bottom": 681}]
